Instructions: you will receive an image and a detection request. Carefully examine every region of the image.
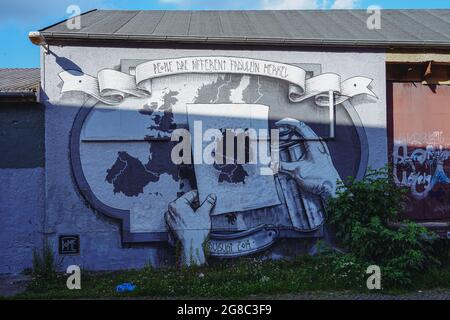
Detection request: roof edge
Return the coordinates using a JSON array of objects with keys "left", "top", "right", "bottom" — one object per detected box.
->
[
  {"left": 39, "top": 32, "right": 450, "bottom": 49},
  {"left": 39, "top": 9, "right": 98, "bottom": 32}
]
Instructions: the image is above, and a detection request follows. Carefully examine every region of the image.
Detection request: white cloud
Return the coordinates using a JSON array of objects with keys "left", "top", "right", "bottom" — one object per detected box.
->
[
  {"left": 261, "top": 0, "right": 358, "bottom": 10},
  {"left": 157, "top": 0, "right": 259, "bottom": 9},
  {"left": 331, "top": 0, "right": 359, "bottom": 9},
  {"left": 262, "top": 0, "right": 319, "bottom": 10}
]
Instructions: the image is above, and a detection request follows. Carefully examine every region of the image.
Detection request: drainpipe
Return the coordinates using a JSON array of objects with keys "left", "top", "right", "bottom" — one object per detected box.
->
[{"left": 29, "top": 30, "right": 49, "bottom": 253}]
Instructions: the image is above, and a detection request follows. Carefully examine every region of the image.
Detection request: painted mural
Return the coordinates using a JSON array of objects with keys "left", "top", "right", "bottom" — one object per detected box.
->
[{"left": 60, "top": 56, "right": 376, "bottom": 265}]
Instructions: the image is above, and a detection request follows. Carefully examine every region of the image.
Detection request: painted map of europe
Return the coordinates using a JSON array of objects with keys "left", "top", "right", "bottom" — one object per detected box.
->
[{"left": 104, "top": 74, "right": 259, "bottom": 197}]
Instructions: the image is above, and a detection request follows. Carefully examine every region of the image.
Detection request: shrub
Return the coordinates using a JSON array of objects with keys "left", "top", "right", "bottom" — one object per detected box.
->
[
  {"left": 32, "top": 241, "right": 58, "bottom": 281},
  {"left": 327, "top": 167, "right": 439, "bottom": 287}
]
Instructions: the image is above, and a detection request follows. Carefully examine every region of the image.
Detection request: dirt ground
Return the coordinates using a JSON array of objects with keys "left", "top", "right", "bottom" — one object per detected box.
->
[
  {"left": 1, "top": 273, "right": 449, "bottom": 300},
  {"left": 0, "top": 274, "right": 31, "bottom": 297}
]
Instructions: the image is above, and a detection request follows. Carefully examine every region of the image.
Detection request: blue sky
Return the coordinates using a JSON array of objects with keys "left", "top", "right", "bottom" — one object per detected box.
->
[{"left": 0, "top": 0, "right": 449, "bottom": 68}]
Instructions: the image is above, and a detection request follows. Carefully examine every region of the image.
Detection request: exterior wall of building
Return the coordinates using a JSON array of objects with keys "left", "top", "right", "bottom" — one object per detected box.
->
[
  {"left": 390, "top": 82, "right": 450, "bottom": 222},
  {"left": 36, "top": 45, "right": 387, "bottom": 271},
  {"left": 0, "top": 102, "right": 45, "bottom": 274}
]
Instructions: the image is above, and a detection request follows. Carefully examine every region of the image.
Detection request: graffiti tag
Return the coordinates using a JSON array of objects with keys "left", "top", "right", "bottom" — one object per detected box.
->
[{"left": 393, "top": 141, "right": 450, "bottom": 200}]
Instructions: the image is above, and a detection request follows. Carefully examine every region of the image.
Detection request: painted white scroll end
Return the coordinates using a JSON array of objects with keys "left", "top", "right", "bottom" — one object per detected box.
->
[{"left": 342, "top": 76, "right": 378, "bottom": 100}]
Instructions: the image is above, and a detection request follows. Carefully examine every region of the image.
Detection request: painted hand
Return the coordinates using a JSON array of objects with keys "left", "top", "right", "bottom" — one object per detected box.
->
[
  {"left": 275, "top": 118, "right": 341, "bottom": 200},
  {"left": 165, "top": 190, "right": 217, "bottom": 266}
]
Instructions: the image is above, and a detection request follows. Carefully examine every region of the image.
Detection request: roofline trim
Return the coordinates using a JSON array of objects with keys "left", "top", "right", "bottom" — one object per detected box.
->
[
  {"left": 0, "top": 91, "right": 38, "bottom": 102},
  {"left": 39, "top": 31, "right": 450, "bottom": 49}
]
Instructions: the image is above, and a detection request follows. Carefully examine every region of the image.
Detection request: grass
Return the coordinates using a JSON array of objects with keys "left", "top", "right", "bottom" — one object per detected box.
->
[{"left": 14, "top": 254, "right": 450, "bottom": 299}]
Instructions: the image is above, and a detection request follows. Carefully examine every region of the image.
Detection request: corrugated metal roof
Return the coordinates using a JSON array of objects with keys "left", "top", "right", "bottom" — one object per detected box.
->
[
  {"left": 38, "top": 9, "right": 450, "bottom": 48},
  {"left": 0, "top": 68, "right": 40, "bottom": 94}
]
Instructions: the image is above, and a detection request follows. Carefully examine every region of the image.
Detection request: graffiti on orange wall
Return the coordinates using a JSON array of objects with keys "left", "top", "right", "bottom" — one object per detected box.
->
[
  {"left": 393, "top": 132, "right": 450, "bottom": 200},
  {"left": 391, "top": 82, "right": 450, "bottom": 221}
]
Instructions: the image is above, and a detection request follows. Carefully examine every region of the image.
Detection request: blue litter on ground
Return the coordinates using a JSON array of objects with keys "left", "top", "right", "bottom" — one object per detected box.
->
[{"left": 116, "top": 282, "right": 136, "bottom": 293}]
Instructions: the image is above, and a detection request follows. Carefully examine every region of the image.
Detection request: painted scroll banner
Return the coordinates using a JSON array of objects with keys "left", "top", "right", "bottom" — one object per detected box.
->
[
  {"left": 58, "top": 56, "right": 376, "bottom": 106},
  {"left": 208, "top": 225, "right": 278, "bottom": 258}
]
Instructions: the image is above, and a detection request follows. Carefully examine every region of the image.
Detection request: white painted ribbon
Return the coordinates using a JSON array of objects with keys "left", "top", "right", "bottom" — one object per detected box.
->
[{"left": 58, "top": 56, "right": 376, "bottom": 105}]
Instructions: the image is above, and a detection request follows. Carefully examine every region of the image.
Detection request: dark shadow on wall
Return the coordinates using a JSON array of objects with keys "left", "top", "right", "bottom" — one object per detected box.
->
[
  {"left": 0, "top": 100, "right": 45, "bottom": 273},
  {"left": 0, "top": 101, "right": 44, "bottom": 168},
  {"left": 49, "top": 51, "right": 83, "bottom": 74}
]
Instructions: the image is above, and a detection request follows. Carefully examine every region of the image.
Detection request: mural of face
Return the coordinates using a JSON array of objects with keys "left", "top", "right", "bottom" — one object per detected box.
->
[{"left": 65, "top": 56, "right": 375, "bottom": 265}]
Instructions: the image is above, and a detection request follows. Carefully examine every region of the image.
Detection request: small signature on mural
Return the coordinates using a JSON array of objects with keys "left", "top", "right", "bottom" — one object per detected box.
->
[{"left": 207, "top": 238, "right": 255, "bottom": 255}]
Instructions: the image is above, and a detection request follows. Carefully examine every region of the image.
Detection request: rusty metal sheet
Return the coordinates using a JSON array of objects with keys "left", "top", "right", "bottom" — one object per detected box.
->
[{"left": 390, "top": 82, "right": 450, "bottom": 221}]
